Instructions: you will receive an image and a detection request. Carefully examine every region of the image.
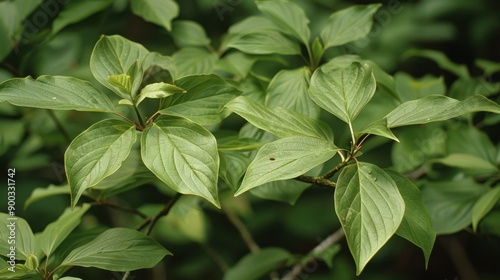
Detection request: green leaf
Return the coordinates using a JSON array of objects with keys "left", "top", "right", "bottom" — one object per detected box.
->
[
  {"left": 0, "top": 119, "right": 24, "bottom": 156},
  {"left": 421, "top": 179, "right": 488, "bottom": 234},
  {"left": 226, "top": 31, "right": 301, "bottom": 55},
  {"left": 432, "top": 153, "right": 498, "bottom": 173},
  {"left": 320, "top": 4, "right": 382, "bottom": 49},
  {"left": 309, "top": 62, "right": 376, "bottom": 124},
  {"left": 334, "top": 163, "right": 405, "bottom": 274},
  {"left": 65, "top": 119, "right": 137, "bottom": 208},
  {"left": 255, "top": 0, "right": 310, "bottom": 45},
  {"left": 476, "top": 59, "right": 500, "bottom": 77},
  {"left": 107, "top": 73, "right": 132, "bottom": 94},
  {"left": 39, "top": 205, "right": 90, "bottom": 258},
  {"left": 160, "top": 74, "right": 239, "bottom": 125},
  {"left": 387, "top": 170, "right": 435, "bottom": 268},
  {"left": 90, "top": 35, "right": 150, "bottom": 98},
  {"left": 130, "top": 0, "right": 178, "bottom": 31},
  {"left": 136, "top": 82, "right": 186, "bottom": 105},
  {"left": 25, "top": 185, "right": 72, "bottom": 209},
  {"left": 0, "top": 214, "right": 36, "bottom": 260},
  {"left": 226, "top": 96, "right": 333, "bottom": 142},
  {"left": 59, "top": 277, "right": 83, "bottom": 280},
  {"left": 215, "top": 52, "right": 256, "bottom": 79},
  {"left": 52, "top": 0, "right": 114, "bottom": 34},
  {"left": 0, "top": 0, "right": 41, "bottom": 60},
  {"left": 236, "top": 137, "right": 338, "bottom": 195},
  {"left": 0, "top": 76, "right": 115, "bottom": 112},
  {"left": 250, "top": 180, "right": 310, "bottom": 205},
  {"left": 24, "top": 254, "right": 39, "bottom": 271},
  {"left": 143, "top": 52, "right": 177, "bottom": 82},
  {"left": 224, "top": 248, "right": 292, "bottom": 280},
  {"left": 228, "top": 16, "right": 281, "bottom": 35},
  {"left": 266, "top": 67, "right": 320, "bottom": 118},
  {"left": 304, "top": 244, "right": 341, "bottom": 269},
  {"left": 171, "top": 20, "right": 210, "bottom": 47},
  {"left": 446, "top": 124, "right": 497, "bottom": 166},
  {"left": 394, "top": 73, "right": 446, "bottom": 102},
  {"left": 403, "top": 49, "right": 470, "bottom": 79},
  {"left": 391, "top": 124, "right": 446, "bottom": 174},
  {"left": 0, "top": 263, "right": 37, "bottom": 279},
  {"left": 355, "top": 118, "right": 399, "bottom": 142},
  {"left": 472, "top": 186, "right": 500, "bottom": 231},
  {"left": 386, "top": 95, "right": 500, "bottom": 128},
  {"left": 172, "top": 47, "right": 218, "bottom": 77},
  {"left": 61, "top": 228, "right": 171, "bottom": 271},
  {"left": 219, "top": 151, "right": 250, "bottom": 192},
  {"left": 141, "top": 117, "right": 220, "bottom": 208}
]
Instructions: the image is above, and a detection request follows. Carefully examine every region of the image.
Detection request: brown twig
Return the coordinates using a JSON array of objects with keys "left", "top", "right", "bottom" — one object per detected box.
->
[
  {"left": 136, "top": 193, "right": 182, "bottom": 234},
  {"left": 281, "top": 228, "right": 345, "bottom": 280},
  {"left": 224, "top": 208, "right": 260, "bottom": 253}
]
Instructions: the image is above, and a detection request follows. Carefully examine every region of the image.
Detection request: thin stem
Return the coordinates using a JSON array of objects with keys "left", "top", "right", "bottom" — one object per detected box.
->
[
  {"left": 92, "top": 200, "right": 148, "bottom": 219},
  {"left": 133, "top": 105, "right": 146, "bottom": 127},
  {"left": 136, "top": 193, "right": 182, "bottom": 234},
  {"left": 113, "top": 111, "right": 138, "bottom": 126},
  {"left": 337, "top": 150, "right": 346, "bottom": 162},
  {"left": 348, "top": 122, "right": 357, "bottom": 153},
  {"left": 146, "top": 111, "right": 161, "bottom": 125},
  {"left": 224, "top": 208, "right": 260, "bottom": 253},
  {"left": 281, "top": 228, "right": 345, "bottom": 280},
  {"left": 47, "top": 110, "right": 71, "bottom": 145},
  {"left": 121, "top": 271, "right": 130, "bottom": 280}
]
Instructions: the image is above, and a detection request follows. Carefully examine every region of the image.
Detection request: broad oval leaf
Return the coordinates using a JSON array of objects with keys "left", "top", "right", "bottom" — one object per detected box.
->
[
  {"left": 471, "top": 186, "right": 500, "bottom": 231},
  {"left": 130, "top": 0, "right": 178, "bottom": 31},
  {"left": 421, "top": 178, "right": 488, "bottom": 234},
  {"left": 432, "top": 153, "right": 498, "bottom": 173},
  {"left": 403, "top": 49, "right": 470, "bottom": 79},
  {"left": 226, "top": 96, "right": 333, "bottom": 142},
  {"left": 236, "top": 137, "right": 338, "bottom": 195},
  {"left": 141, "top": 117, "right": 220, "bottom": 207},
  {"left": 321, "top": 4, "right": 382, "bottom": 49},
  {"left": 65, "top": 119, "right": 137, "bottom": 208},
  {"left": 0, "top": 75, "right": 115, "bottom": 112},
  {"left": 90, "top": 35, "right": 150, "bottom": 98},
  {"left": 387, "top": 170, "right": 435, "bottom": 268},
  {"left": 250, "top": 179, "right": 311, "bottom": 205},
  {"left": 171, "top": 20, "right": 211, "bottom": 47},
  {"left": 223, "top": 248, "right": 292, "bottom": 280},
  {"left": 51, "top": 0, "right": 114, "bottom": 34},
  {"left": 172, "top": 47, "right": 218, "bottom": 77},
  {"left": 334, "top": 163, "right": 405, "bottom": 274},
  {"left": 25, "top": 184, "right": 72, "bottom": 209},
  {"left": 39, "top": 205, "right": 90, "bottom": 258},
  {"left": 394, "top": 72, "right": 446, "bottom": 102},
  {"left": 0, "top": 214, "right": 36, "bottom": 260},
  {"left": 61, "top": 228, "right": 171, "bottom": 271},
  {"left": 386, "top": 95, "right": 500, "bottom": 128},
  {"left": 227, "top": 31, "right": 301, "bottom": 55},
  {"left": 266, "top": 67, "right": 320, "bottom": 118},
  {"left": 309, "top": 62, "right": 376, "bottom": 124},
  {"left": 160, "top": 74, "right": 240, "bottom": 125},
  {"left": 255, "top": 0, "right": 311, "bottom": 45}
]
